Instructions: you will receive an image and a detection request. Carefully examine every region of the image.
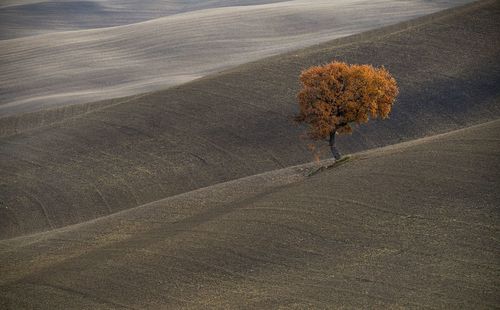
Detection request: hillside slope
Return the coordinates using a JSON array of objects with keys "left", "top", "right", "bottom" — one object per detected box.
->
[
  {"left": 0, "top": 0, "right": 499, "bottom": 238},
  {"left": 0, "top": 0, "right": 290, "bottom": 39},
  {"left": 0, "top": 0, "right": 473, "bottom": 115},
  {"left": 1, "top": 119, "right": 498, "bottom": 309}
]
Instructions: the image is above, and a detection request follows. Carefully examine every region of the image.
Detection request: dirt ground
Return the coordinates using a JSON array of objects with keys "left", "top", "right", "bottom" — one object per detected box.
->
[
  {"left": 0, "top": 0, "right": 499, "bottom": 238},
  {"left": 1, "top": 119, "right": 498, "bottom": 309}
]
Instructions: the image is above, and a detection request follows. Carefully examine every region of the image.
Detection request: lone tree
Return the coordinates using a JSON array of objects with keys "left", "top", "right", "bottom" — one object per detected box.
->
[{"left": 295, "top": 61, "right": 398, "bottom": 160}]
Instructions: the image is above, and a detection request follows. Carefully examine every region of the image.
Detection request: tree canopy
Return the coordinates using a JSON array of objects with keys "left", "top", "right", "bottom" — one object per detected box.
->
[{"left": 296, "top": 61, "right": 399, "bottom": 141}]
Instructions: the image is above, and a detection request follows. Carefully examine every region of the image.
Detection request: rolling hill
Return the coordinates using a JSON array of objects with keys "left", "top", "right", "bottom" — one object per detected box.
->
[
  {"left": 0, "top": 0, "right": 473, "bottom": 115},
  {"left": 0, "top": 0, "right": 290, "bottom": 39},
  {"left": 1, "top": 118, "right": 498, "bottom": 308},
  {"left": 0, "top": 0, "right": 499, "bottom": 239}
]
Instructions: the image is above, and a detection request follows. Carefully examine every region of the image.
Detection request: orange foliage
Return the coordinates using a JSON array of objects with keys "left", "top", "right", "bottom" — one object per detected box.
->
[{"left": 295, "top": 61, "right": 398, "bottom": 140}]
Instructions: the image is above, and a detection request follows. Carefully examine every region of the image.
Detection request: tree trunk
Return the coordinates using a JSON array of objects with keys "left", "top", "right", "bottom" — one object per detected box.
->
[{"left": 329, "top": 131, "right": 341, "bottom": 160}]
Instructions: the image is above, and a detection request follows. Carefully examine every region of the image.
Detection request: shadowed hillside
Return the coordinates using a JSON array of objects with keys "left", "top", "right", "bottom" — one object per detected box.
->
[
  {"left": 1, "top": 119, "right": 498, "bottom": 308},
  {"left": 0, "top": 0, "right": 499, "bottom": 238}
]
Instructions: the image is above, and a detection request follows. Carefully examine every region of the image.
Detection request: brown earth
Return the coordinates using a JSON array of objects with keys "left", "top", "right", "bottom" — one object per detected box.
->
[
  {"left": 0, "top": 0, "right": 499, "bottom": 238},
  {"left": 1, "top": 118, "right": 498, "bottom": 309}
]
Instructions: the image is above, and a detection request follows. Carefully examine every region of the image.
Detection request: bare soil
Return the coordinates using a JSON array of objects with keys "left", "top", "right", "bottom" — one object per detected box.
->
[
  {"left": 0, "top": 0, "right": 473, "bottom": 114},
  {"left": 0, "top": 0, "right": 499, "bottom": 238},
  {"left": 1, "top": 118, "right": 498, "bottom": 309}
]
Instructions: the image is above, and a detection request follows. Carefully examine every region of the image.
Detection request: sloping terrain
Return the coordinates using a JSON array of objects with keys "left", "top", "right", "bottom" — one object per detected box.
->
[
  {"left": 0, "top": 0, "right": 473, "bottom": 115},
  {"left": 1, "top": 119, "right": 498, "bottom": 309},
  {"left": 1, "top": 0, "right": 499, "bottom": 239},
  {"left": 0, "top": 0, "right": 290, "bottom": 39}
]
